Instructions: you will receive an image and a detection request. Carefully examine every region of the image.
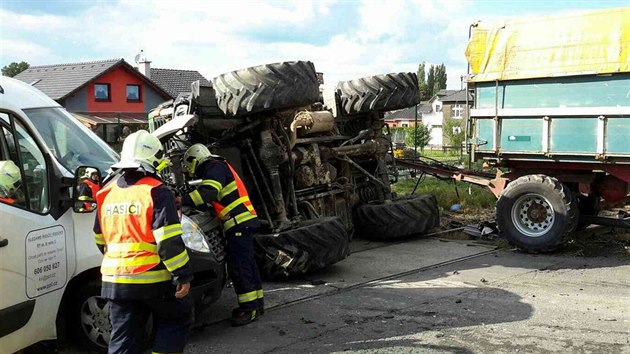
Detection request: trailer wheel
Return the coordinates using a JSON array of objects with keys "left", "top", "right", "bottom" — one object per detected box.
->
[
  {"left": 496, "top": 175, "right": 578, "bottom": 253},
  {"left": 353, "top": 195, "right": 440, "bottom": 240},
  {"left": 212, "top": 61, "right": 320, "bottom": 117},
  {"left": 254, "top": 217, "right": 350, "bottom": 279},
  {"left": 336, "top": 72, "right": 421, "bottom": 115}
]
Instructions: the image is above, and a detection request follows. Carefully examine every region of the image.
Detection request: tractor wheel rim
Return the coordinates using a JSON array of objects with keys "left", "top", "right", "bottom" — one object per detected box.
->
[
  {"left": 80, "top": 296, "right": 111, "bottom": 348},
  {"left": 511, "top": 193, "right": 555, "bottom": 238}
]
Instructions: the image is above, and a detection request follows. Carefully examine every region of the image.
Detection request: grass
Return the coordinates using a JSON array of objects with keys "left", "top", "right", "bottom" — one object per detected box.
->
[{"left": 392, "top": 176, "right": 497, "bottom": 213}]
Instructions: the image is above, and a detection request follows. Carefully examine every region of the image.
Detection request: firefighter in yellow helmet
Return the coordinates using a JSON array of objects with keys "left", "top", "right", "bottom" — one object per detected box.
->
[
  {"left": 93, "top": 130, "right": 193, "bottom": 353},
  {"left": 0, "top": 160, "right": 22, "bottom": 205},
  {"left": 181, "top": 143, "right": 263, "bottom": 326}
]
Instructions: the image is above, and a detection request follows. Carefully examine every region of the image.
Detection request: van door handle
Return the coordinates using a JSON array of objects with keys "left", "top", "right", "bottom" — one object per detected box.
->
[{"left": 0, "top": 238, "right": 8, "bottom": 247}]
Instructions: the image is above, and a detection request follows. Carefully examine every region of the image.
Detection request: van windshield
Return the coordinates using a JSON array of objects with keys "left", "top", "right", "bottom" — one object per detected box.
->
[{"left": 23, "top": 107, "right": 119, "bottom": 175}]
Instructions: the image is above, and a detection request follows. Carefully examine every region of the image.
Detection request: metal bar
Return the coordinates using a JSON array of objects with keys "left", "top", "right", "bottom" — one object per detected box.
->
[
  {"left": 244, "top": 139, "right": 278, "bottom": 208},
  {"left": 341, "top": 155, "right": 387, "bottom": 188},
  {"left": 596, "top": 115, "right": 606, "bottom": 156},
  {"left": 471, "top": 107, "right": 630, "bottom": 117},
  {"left": 243, "top": 155, "right": 274, "bottom": 229},
  {"left": 579, "top": 215, "right": 630, "bottom": 229},
  {"left": 542, "top": 116, "right": 550, "bottom": 154}
]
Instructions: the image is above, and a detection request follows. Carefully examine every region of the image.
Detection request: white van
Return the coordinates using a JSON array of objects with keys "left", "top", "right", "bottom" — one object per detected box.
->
[{"left": 0, "top": 77, "right": 225, "bottom": 353}]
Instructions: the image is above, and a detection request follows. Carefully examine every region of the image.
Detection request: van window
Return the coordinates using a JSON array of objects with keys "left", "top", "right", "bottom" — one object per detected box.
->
[
  {"left": 23, "top": 108, "right": 118, "bottom": 174},
  {"left": 0, "top": 113, "right": 48, "bottom": 212}
]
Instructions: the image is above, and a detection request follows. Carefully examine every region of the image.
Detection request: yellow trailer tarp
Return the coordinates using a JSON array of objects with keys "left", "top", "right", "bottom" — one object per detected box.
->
[{"left": 465, "top": 7, "right": 630, "bottom": 82}]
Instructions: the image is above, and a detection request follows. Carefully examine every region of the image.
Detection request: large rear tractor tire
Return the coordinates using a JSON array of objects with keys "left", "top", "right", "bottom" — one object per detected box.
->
[
  {"left": 337, "top": 72, "right": 421, "bottom": 115},
  {"left": 353, "top": 195, "right": 440, "bottom": 240},
  {"left": 254, "top": 217, "right": 350, "bottom": 279},
  {"left": 496, "top": 175, "right": 578, "bottom": 253},
  {"left": 212, "top": 61, "right": 320, "bottom": 117}
]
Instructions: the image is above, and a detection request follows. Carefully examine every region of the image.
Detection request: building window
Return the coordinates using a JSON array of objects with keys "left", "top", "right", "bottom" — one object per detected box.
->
[
  {"left": 453, "top": 104, "right": 464, "bottom": 119},
  {"left": 402, "top": 123, "right": 409, "bottom": 127},
  {"left": 126, "top": 84, "right": 141, "bottom": 102},
  {"left": 94, "top": 83, "right": 110, "bottom": 101},
  {"left": 435, "top": 103, "right": 442, "bottom": 112}
]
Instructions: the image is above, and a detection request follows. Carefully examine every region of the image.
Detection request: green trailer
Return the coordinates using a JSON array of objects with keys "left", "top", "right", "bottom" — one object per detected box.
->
[{"left": 464, "top": 8, "right": 629, "bottom": 252}]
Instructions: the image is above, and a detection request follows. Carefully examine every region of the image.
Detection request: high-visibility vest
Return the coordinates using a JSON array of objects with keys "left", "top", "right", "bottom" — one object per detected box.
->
[
  {"left": 96, "top": 176, "right": 162, "bottom": 276},
  {"left": 0, "top": 196, "right": 14, "bottom": 204},
  {"left": 80, "top": 179, "right": 100, "bottom": 201},
  {"left": 201, "top": 162, "right": 257, "bottom": 231}
]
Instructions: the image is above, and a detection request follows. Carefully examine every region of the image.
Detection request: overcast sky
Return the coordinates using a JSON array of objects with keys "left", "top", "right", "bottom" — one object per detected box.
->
[{"left": 1, "top": 0, "right": 627, "bottom": 90}]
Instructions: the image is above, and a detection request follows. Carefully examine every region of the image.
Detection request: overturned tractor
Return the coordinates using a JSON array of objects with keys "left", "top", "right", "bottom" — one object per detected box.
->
[{"left": 149, "top": 61, "right": 439, "bottom": 278}]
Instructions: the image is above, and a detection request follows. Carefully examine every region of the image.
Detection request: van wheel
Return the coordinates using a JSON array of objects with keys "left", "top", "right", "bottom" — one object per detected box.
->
[
  {"left": 336, "top": 72, "right": 421, "bottom": 115},
  {"left": 69, "top": 280, "right": 110, "bottom": 352},
  {"left": 212, "top": 61, "right": 320, "bottom": 117},
  {"left": 353, "top": 195, "right": 440, "bottom": 240},
  {"left": 496, "top": 175, "right": 578, "bottom": 253},
  {"left": 254, "top": 217, "right": 350, "bottom": 280}
]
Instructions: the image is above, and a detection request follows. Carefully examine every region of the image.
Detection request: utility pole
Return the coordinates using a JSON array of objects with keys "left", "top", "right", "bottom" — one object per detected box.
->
[{"left": 414, "top": 103, "right": 418, "bottom": 159}]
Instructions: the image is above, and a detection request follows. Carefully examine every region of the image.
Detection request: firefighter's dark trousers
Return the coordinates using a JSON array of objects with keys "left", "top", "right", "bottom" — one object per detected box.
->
[
  {"left": 108, "top": 295, "right": 194, "bottom": 354},
  {"left": 225, "top": 226, "right": 263, "bottom": 310}
]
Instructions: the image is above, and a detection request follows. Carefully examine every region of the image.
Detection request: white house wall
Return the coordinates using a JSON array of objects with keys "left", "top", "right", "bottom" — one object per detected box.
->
[{"left": 422, "top": 111, "right": 444, "bottom": 147}]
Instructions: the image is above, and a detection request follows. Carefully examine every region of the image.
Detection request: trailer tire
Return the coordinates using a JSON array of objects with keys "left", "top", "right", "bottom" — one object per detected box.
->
[
  {"left": 353, "top": 194, "right": 440, "bottom": 240},
  {"left": 254, "top": 217, "right": 350, "bottom": 279},
  {"left": 337, "top": 72, "right": 421, "bottom": 115},
  {"left": 212, "top": 61, "right": 320, "bottom": 117},
  {"left": 496, "top": 175, "right": 578, "bottom": 253}
]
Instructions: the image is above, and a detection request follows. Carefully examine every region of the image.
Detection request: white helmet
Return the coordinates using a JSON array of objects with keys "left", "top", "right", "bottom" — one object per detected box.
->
[
  {"left": 0, "top": 160, "right": 21, "bottom": 198},
  {"left": 183, "top": 143, "right": 216, "bottom": 176},
  {"left": 111, "top": 130, "right": 170, "bottom": 172},
  {"left": 83, "top": 167, "right": 99, "bottom": 179}
]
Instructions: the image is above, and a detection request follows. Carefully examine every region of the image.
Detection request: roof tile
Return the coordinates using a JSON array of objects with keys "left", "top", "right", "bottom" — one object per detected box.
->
[
  {"left": 149, "top": 68, "right": 211, "bottom": 98},
  {"left": 14, "top": 59, "right": 123, "bottom": 100}
]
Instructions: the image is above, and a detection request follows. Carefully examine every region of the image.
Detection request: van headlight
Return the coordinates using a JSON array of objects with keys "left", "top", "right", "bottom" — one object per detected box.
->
[{"left": 180, "top": 215, "right": 211, "bottom": 253}]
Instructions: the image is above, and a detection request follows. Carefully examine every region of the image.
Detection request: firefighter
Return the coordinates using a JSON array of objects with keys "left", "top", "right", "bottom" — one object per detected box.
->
[
  {"left": 0, "top": 160, "right": 21, "bottom": 204},
  {"left": 78, "top": 167, "right": 100, "bottom": 211},
  {"left": 181, "top": 143, "right": 263, "bottom": 326},
  {"left": 94, "top": 130, "right": 193, "bottom": 354}
]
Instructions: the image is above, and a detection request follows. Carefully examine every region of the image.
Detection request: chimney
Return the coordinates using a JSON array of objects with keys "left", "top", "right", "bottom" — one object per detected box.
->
[{"left": 136, "top": 50, "right": 151, "bottom": 79}]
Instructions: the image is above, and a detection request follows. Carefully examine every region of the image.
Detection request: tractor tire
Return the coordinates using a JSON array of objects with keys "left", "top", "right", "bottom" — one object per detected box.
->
[
  {"left": 337, "top": 72, "right": 421, "bottom": 115},
  {"left": 212, "top": 61, "right": 320, "bottom": 117},
  {"left": 353, "top": 195, "right": 440, "bottom": 240},
  {"left": 254, "top": 217, "right": 350, "bottom": 279},
  {"left": 496, "top": 175, "right": 578, "bottom": 253}
]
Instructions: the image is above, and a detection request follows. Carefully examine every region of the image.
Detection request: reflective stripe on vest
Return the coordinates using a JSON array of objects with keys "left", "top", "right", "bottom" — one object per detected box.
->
[
  {"left": 96, "top": 175, "right": 164, "bottom": 277},
  {"left": 223, "top": 210, "right": 258, "bottom": 231},
  {"left": 102, "top": 269, "right": 172, "bottom": 284},
  {"left": 208, "top": 162, "right": 257, "bottom": 229}
]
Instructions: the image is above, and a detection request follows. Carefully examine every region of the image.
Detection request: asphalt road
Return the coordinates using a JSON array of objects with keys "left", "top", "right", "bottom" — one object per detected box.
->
[{"left": 186, "top": 237, "right": 630, "bottom": 354}]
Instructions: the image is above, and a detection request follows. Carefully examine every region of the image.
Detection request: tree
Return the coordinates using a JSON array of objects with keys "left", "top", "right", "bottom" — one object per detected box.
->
[
  {"left": 416, "top": 62, "right": 448, "bottom": 100},
  {"left": 2, "top": 61, "right": 29, "bottom": 77},
  {"left": 437, "top": 64, "right": 447, "bottom": 91},
  {"left": 416, "top": 62, "right": 428, "bottom": 100},
  {"left": 405, "top": 124, "right": 432, "bottom": 153},
  {"left": 426, "top": 66, "right": 435, "bottom": 100},
  {"left": 443, "top": 119, "right": 465, "bottom": 149}
]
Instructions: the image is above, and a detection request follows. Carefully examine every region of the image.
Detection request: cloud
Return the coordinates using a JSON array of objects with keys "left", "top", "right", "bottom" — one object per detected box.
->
[{"left": 1, "top": 0, "right": 477, "bottom": 90}]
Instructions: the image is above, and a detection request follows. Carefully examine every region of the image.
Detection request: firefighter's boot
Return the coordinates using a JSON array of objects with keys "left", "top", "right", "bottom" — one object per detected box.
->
[{"left": 231, "top": 307, "right": 258, "bottom": 327}]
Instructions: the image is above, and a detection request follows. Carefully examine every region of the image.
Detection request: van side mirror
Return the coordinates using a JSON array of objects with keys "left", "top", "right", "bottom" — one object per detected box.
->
[{"left": 73, "top": 166, "right": 102, "bottom": 213}]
